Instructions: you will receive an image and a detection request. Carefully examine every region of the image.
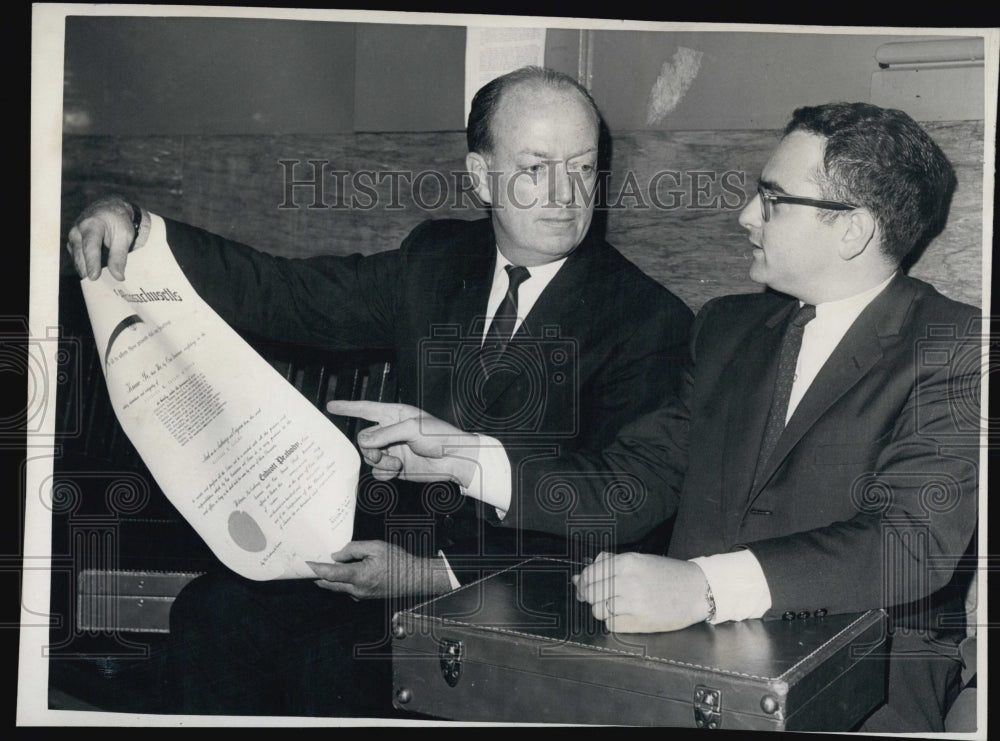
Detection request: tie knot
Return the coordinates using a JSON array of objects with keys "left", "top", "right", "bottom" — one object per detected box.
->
[
  {"left": 505, "top": 264, "right": 531, "bottom": 291},
  {"left": 792, "top": 303, "right": 816, "bottom": 327}
]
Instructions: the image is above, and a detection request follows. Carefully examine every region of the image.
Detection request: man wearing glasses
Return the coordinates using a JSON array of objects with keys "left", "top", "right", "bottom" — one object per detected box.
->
[{"left": 337, "top": 102, "right": 980, "bottom": 731}]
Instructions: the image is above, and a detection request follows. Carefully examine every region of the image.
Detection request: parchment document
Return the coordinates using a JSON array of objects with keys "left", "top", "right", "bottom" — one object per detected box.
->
[{"left": 79, "top": 214, "right": 360, "bottom": 580}]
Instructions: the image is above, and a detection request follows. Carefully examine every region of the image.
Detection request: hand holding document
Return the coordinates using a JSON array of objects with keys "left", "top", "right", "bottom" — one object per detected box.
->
[{"left": 79, "top": 214, "right": 360, "bottom": 580}]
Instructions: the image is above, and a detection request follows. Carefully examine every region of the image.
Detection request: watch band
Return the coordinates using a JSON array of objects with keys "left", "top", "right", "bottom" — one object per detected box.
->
[{"left": 704, "top": 583, "right": 717, "bottom": 623}]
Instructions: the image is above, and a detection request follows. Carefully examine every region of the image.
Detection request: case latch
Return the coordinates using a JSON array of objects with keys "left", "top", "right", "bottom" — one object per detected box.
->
[
  {"left": 694, "top": 684, "right": 722, "bottom": 729},
  {"left": 438, "top": 638, "right": 464, "bottom": 687}
]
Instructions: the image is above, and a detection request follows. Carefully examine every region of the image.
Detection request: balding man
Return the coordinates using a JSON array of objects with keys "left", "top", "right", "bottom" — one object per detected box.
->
[{"left": 66, "top": 66, "right": 693, "bottom": 717}]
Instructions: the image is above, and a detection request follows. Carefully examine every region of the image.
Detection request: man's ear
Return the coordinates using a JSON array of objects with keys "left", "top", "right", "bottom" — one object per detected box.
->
[
  {"left": 838, "top": 208, "right": 877, "bottom": 261},
  {"left": 465, "top": 152, "right": 494, "bottom": 205}
]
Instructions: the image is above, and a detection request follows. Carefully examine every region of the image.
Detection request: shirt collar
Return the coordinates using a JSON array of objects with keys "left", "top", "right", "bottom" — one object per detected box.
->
[
  {"left": 811, "top": 272, "right": 897, "bottom": 322},
  {"left": 493, "top": 247, "right": 568, "bottom": 285}
]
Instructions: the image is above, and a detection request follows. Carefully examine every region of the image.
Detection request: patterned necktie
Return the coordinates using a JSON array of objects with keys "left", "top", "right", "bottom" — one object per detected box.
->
[
  {"left": 483, "top": 265, "right": 531, "bottom": 358},
  {"left": 751, "top": 303, "right": 817, "bottom": 492}
]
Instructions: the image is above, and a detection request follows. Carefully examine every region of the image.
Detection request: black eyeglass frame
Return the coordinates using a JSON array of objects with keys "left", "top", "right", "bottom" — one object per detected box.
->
[{"left": 757, "top": 183, "right": 859, "bottom": 222}]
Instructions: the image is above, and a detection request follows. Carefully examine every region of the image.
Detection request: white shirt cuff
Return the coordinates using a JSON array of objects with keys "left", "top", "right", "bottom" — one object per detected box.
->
[
  {"left": 460, "top": 434, "right": 512, "bottom": 519},
  {"left": 689, "top": 550, "right": 772, "bottom": 624},
  {"left": 436, "top": 550, "right": 461, "bottom": 591}
]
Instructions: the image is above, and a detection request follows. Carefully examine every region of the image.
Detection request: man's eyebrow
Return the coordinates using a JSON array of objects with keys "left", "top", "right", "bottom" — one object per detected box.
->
[
  {"left": 517, "top": 147, "right": 598, "bottom": 159},
  {"left": 758, "top": 178, "right": 790, "bottom": 195}
]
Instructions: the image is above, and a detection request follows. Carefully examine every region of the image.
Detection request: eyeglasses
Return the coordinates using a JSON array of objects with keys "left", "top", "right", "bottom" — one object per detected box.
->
[{"left": 757, "top": 183, "right": 859, "bottom": 222}]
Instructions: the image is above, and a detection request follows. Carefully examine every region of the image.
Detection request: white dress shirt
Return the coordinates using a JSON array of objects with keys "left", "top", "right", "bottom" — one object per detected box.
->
[{"left": 482, "top": 250, "right": 569, "bottom": 341}]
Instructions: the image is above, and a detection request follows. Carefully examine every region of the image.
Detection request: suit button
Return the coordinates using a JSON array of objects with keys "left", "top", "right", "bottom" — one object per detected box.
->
[
  {"left": 797, "top": 611, "right": 810, "bottom": 620},
  {"left": 443, "top": 515, "right": 454, "bottom": 530},
  {"left": 814, "top": 608, "right": 827, "bottom": 618},
  {"left": 782, "top": 611, "right": 795, "bottom": 621}
]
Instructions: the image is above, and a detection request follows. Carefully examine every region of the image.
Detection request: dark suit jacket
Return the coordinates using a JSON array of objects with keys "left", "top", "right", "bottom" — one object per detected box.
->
[
  {"left": 499, "top": 273, "right": 979, "bottom": 623},
  {"left": 161, "top": 216, "right": 694, "bottom": 569}
]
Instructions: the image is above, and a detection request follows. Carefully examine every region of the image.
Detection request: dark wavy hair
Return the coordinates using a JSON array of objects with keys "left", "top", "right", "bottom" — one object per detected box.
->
[
  {"left": 466, "top": 66, "right": 602, "bottom": 156},
  {"left": 785, "top": 102, "right": 957, "bottom": 263}
]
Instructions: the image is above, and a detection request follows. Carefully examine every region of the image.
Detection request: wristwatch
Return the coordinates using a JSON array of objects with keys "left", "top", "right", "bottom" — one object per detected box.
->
[{"left": 704, "top": 583, "right": 717, "bottom": 623}]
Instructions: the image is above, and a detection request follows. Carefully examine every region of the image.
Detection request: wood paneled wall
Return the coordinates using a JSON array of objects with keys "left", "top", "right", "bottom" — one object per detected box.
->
[{"left": 60, "top": 121, "right": 983, "bottom": 313}]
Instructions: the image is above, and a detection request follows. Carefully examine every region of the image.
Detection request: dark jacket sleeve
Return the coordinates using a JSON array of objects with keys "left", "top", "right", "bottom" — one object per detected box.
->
[
  {"left": 493, "top": 296, "right": 705, "bottom": 545},
  {"left": 162, "top": 216, "right": 412, "bottom": 351}
]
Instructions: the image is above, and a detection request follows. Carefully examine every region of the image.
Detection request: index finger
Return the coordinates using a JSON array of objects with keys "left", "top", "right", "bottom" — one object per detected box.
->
[{"left": 326, "top": 400, "right": 402, "bottom": 424}]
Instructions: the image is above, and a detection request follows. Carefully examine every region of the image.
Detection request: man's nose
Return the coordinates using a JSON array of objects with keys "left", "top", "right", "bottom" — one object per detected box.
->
[
  {"left": 738, "top": 190, "right": 761, "bottom": 229},
  {"left": 549, "top": 164, "right": 574, "bottom": 206}
]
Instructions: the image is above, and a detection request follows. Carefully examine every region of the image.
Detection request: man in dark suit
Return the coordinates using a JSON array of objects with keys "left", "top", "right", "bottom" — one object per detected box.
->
[
  {"left": 346, "top": 102, "right": 980, "bottom": 732},
  {"left": 65, "top": 66, "right": 693, "bottom": 716}
]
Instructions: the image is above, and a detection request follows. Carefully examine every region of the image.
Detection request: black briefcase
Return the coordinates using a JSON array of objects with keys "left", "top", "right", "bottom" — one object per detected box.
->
[{"left": 391, "top": 558, "right": 887, "bottom": 729}]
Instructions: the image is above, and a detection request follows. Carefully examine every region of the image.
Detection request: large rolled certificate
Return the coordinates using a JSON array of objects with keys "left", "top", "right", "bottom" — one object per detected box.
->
[{"left": 79, "top": 214, "right": 360, "bottom": 580}]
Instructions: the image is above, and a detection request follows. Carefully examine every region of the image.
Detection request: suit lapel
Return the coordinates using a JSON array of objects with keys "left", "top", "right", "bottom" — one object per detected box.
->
[
  {"left": 515, "top": 238, "right": 590, "bottom": 343},
  {"left": 452, "top": 220, "right": 497, "bottom": 335},
  {"left": 745, "top": 274, "right": 916, "bottom": 509},
  {"left": 720, "top": 300, "right": 796, "bottom": 533},
  {"left": 417, "top": 220, "right": 495, "bottom": 426}
]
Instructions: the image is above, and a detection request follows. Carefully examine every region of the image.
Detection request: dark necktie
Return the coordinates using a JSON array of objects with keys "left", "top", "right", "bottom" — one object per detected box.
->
[
  {"left": 483, "top": 265, "right": 531, "bottom": 359},
  {"left": 751, "top": 303, "right": 817, "bottom": 492}
]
